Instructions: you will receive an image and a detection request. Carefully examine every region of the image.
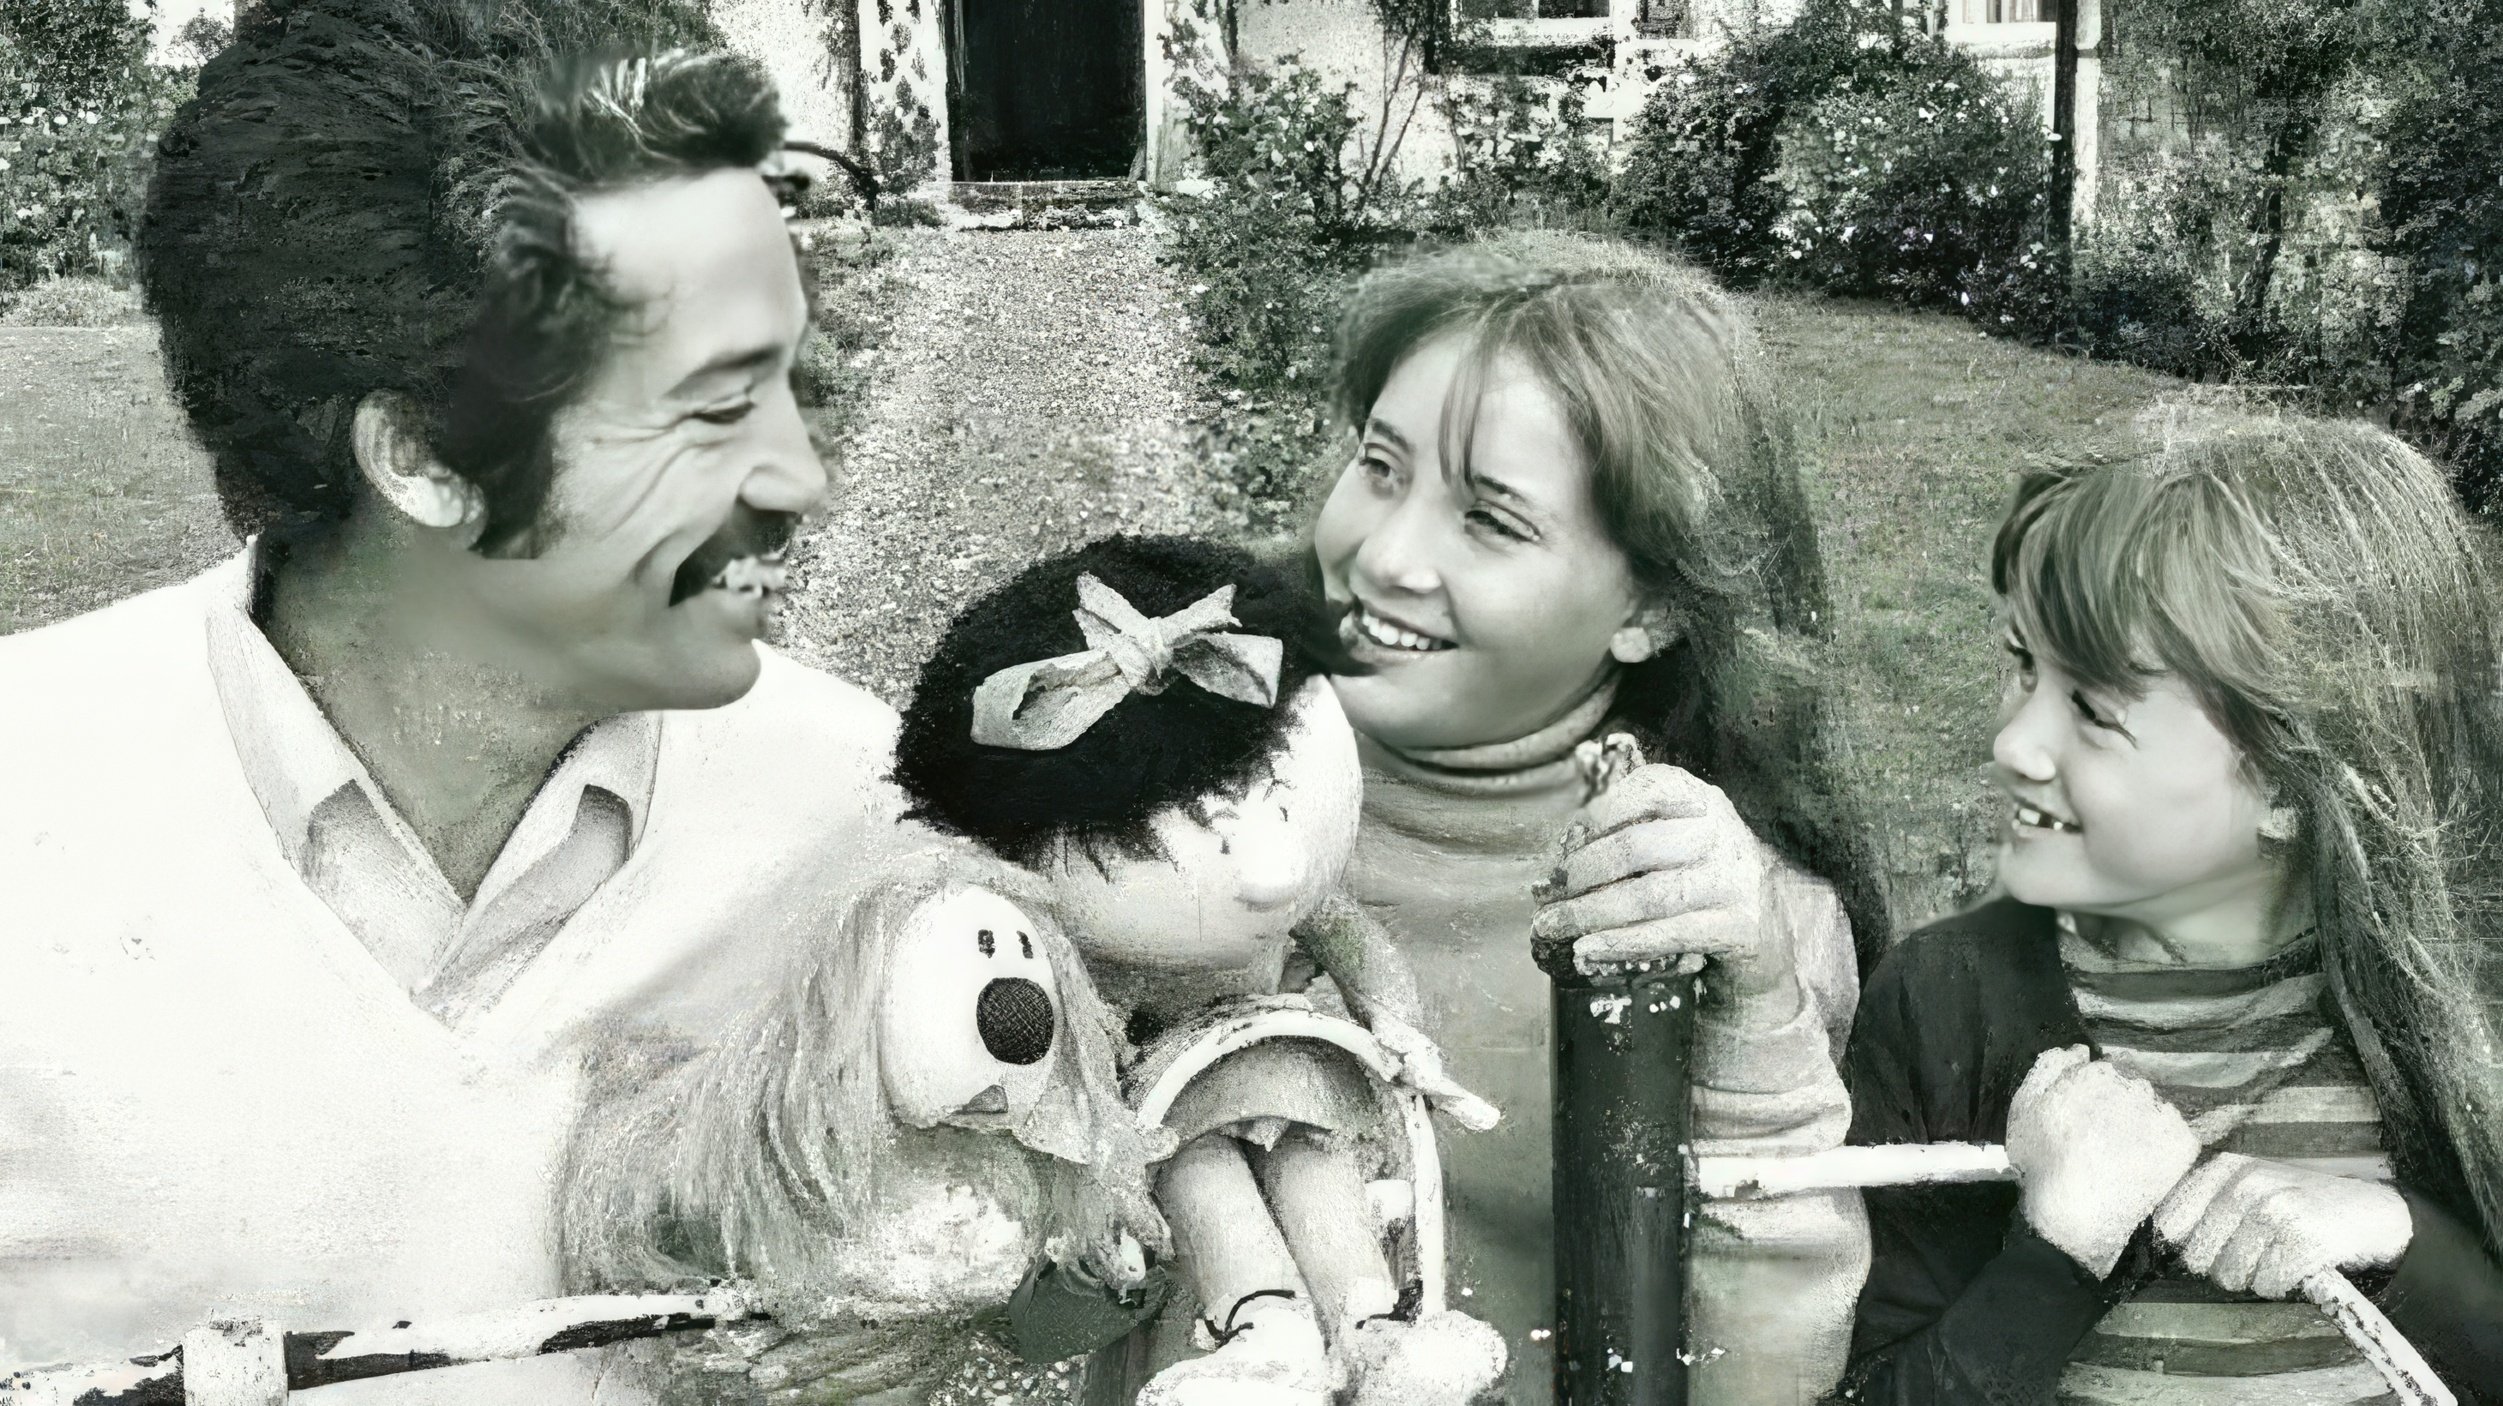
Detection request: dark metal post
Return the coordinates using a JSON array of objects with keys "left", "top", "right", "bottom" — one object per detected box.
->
[
  {"left": 1544, "top": 958, "right": 1700, "bottom": 1406},
  {"left": 2049, "top": 0, "right": 2080, "bottom": 255}
]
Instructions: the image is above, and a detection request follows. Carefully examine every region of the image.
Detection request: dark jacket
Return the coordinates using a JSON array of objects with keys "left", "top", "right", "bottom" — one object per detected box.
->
[{"left": 1839, "top": 897, "right": 2503, "bottom": 1405}]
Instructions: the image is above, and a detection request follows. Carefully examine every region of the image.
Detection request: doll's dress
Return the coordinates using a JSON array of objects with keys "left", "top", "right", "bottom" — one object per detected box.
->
[
  {"left": 1126, "top": 992, "right": 1387, "bottom": 1154},
  {"left": 1097, "top": 993, "right": 1404, "bottom": 1398}
]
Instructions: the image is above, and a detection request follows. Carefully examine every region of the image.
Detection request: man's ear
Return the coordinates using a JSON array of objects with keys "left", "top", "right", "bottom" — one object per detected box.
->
[
  {"left": 352, "top": 392, "right": 481, "bottom": 532},
  {"left": 1608, "top": 604, "right": 1680, "bottom": 666}
]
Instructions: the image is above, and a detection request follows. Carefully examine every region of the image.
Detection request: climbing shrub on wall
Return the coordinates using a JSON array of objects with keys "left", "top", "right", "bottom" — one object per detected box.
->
[{"left": 1160, "top": 1, "right": 1428, "bottom": 528}]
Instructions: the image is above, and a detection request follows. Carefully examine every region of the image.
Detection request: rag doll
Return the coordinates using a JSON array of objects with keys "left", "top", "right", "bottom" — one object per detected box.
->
[
  {"left": 892, "top": 533, "right": 1506, "bottom": 1406},
  {"left": 559, "top": 846, "right": 1175, "bottom": 1403}
]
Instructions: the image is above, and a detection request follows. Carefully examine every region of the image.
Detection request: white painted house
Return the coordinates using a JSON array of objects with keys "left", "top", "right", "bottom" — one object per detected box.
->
[
  {"left": 738, "top": 0, "right": 2105, "bottom": 218},
  {"left": 154, "top": 0, "right": 2103, "bottom": 219}
]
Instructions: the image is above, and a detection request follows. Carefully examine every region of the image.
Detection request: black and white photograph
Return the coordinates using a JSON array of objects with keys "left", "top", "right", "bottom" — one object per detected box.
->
[{"left": 1, "top": 0, "right": 2498, "bottom": 1402}]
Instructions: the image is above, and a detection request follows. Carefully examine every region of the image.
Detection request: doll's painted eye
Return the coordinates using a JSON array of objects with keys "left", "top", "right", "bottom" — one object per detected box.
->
[{"left": 977, "top": 977, "right": 1056, "bottom": 1065}]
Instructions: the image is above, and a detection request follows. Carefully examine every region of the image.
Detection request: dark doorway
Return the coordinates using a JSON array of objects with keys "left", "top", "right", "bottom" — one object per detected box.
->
[{"left": 947, "top": 0, "right": 1144, "bottom": 180}]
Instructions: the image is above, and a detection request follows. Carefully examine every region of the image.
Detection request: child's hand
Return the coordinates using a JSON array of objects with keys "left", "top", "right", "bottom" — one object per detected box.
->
[
  {"left": 1530, "top": 764, "right": 1781, "bottom": 1004},
  {"left": 2153, "top": 1152, "right": 2413, "bottom": 1299},
  {"left": 1368, "top": 1010, "right": 1501, "bottom": 1132},
  {"left": 2007, "top": 1045, "right": 2201, "bottom": 1277}
]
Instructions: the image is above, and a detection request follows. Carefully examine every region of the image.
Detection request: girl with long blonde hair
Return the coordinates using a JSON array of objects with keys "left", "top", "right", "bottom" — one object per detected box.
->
[{"left": 1846, "top": 411, "right": 2503, "bottom": 1403}]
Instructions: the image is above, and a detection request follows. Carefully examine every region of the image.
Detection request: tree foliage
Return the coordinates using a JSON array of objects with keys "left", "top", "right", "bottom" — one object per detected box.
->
[
  {"left": 0, "top": 0, "right": 188, "bottom": 294},
  {"left": 2101, "top": 0, "right": 2363, "bottom": 358},
  {"left": 2369, "top": 0, "right": 2503, "bottom": 508}
]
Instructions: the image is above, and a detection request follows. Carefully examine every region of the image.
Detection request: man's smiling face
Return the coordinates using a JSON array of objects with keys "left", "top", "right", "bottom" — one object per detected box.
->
[{"left": 449, "top": 167, "right": 825, "bottom": 714}]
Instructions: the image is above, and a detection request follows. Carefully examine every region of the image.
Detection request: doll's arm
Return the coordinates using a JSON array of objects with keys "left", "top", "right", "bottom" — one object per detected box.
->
[
  {"left": 1291, "top": 890, "right": 1425, "bottom": 1028},
  {"left": 1292, "top": 893, "right": 1500, "bottom": 1131}
]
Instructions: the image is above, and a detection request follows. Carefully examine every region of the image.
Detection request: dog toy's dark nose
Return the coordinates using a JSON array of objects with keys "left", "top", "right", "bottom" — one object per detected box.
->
[{"left": 977, "top": 978, "right": 1055, "bottom": 1066}]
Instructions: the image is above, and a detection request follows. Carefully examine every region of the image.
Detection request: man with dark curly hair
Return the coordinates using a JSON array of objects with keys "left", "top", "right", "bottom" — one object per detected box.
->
[{"left": 0, "top": 1, "right": 909, "bottom": 1398}]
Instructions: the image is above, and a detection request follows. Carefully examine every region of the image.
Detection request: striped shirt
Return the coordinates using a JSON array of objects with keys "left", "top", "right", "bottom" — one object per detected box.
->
[{"left": 2057, "top": 921, "right": 2396, "bottom": 1406}]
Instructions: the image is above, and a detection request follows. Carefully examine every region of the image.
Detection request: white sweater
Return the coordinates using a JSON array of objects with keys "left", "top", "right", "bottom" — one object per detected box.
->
[{"left": 0, "top": 557, "right": 911, "bottom": 1403}]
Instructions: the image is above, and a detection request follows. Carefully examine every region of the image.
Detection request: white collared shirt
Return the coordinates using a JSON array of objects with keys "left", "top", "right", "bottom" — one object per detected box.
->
[{"left": 203, "top": 542, "right": 660, "bottom": 1024}]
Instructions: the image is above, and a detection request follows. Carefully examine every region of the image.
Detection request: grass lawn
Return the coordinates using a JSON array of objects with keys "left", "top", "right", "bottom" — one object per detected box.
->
[
  {"left": 1756, "top": 295, "right": 2185, "bottom": 930},
  {"left": 0, "top": 295, "right": 2190, "bottom": 932},
  {"left": 0, "top": 326, "right": 233, "bottom": 636}
]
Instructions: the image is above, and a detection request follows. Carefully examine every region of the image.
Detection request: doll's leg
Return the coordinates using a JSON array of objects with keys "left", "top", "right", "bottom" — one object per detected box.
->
[
  {"left": 1255, "top": 1130, "right": 1400, "bottom": 1336},
  {"left": 1139, "top": 1134, "right": 1331, "bottom": 1406},
  {"left": 1257, "top": 1137, "right": 1509, "bottom": 1404},
  {"left": 1160, "top": 1131, "right": 1308, "bottom": 1313}
]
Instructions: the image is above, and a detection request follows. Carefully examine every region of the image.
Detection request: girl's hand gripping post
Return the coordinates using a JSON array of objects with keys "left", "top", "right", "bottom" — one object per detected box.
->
[
  {"left": 1536, "top": 735, "right": 1700, "bottom": 1406},
  {"left": 1532, "top": 742, "right": 1789, "bottom": 1016}
]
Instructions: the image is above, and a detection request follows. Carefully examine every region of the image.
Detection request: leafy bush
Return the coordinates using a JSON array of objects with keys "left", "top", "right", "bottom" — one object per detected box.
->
[
  {"left": 1615, "top": 0, "right": 2055, "bottom": 326},
  {"left": 1423, "top": 73, "right": 1610, "bottom": 235},
  {"left": 2369, "top": 0, "right": 2503, "bottom": 509},
  {"left": 1612, "top": 35, "right": 1794, "bottom": 284},
  {"left": 869, "top": 195, "right": 943, "bottom": 228},
  {"left": 0, "top": 0, "right": 191, "bottom": 294},
  {"left": 1770, "top": 51, "right": 2053, "bottom": 319},
  {"left": 1158, "top": 29, "right": 1423, "bottom": 527},
  {"left": 1614, "top": 0, "right": 1938, "bottom": 280},
  {"left": 2059, "top": 145, "right": 2247, "bottom": 377}
]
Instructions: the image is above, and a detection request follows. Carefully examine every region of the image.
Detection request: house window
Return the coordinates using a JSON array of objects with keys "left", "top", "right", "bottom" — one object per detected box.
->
[
  {"left": 1458, "top": 0, "right": 1610, "bottom": 19},
  {"left": 1960, "top": 0, "right": 2045, "bottom": 19},
  {"left": 1636, "top": 0, "right": 1692, "bottom": 36}
]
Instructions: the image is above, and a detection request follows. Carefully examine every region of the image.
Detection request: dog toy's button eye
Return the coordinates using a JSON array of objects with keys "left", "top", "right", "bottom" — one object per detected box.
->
[{"left": 977, "top": 977, "right": 1056, "bottom": 1065}]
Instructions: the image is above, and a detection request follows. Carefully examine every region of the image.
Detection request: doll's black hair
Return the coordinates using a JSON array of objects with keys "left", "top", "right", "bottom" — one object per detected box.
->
[{"left": 893, "top": 534, "right": 1357, "bottom": 867}]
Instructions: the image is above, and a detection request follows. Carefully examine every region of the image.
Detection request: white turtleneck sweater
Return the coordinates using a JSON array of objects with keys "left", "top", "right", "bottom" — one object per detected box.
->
[{"left": 1343, "top": 683, "right": 1869, "bottom": 1406}]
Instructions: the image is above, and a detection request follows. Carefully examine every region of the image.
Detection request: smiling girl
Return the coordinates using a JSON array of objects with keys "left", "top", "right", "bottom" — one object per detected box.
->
[
  {"left": 1307, "top": 234, "right": 1890, "bottom": 1404},
  {"left": 1844, "top": 412, "right": 2503, "bottom": 1405}
]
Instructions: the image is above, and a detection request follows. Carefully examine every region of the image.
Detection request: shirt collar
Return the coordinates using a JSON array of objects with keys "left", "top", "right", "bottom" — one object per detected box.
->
[{"left": 205, "top": 537, "right": 660, "bottom": 873}]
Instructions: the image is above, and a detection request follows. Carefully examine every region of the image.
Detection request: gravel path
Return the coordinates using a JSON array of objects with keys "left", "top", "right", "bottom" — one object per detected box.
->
[
  {"left": 772, "top": 222, "right": 1236, "bottom": 1404},
  {"left": 776, "top": 224, "right": 1237, "bottom": 708}
]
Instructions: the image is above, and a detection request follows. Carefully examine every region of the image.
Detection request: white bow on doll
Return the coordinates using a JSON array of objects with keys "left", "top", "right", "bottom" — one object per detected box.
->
[{"left": 969, "top": 575, "right": 1285, "bottom": 751}]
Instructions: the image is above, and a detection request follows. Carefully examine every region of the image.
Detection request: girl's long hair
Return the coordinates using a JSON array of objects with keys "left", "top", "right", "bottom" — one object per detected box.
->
[
  {"left": 1994, "top": 406, "right": 2503, "bottom": 1253},
  {"left": 1323, "top": 231, "right": 1891, "bottom": 968}
]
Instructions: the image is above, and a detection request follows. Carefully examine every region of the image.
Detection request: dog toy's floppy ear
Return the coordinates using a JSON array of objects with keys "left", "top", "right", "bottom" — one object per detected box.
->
[{"left": 1011, "top": 891, "right": 1177, "bottom": 1280}]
